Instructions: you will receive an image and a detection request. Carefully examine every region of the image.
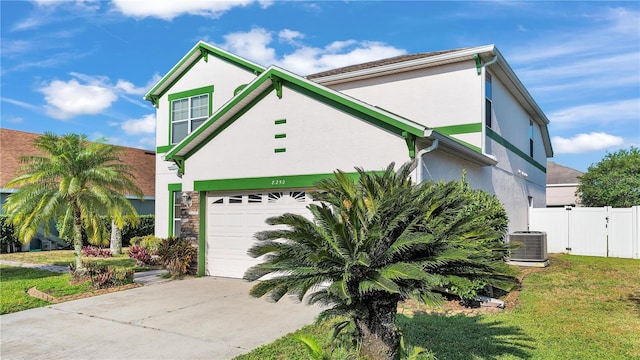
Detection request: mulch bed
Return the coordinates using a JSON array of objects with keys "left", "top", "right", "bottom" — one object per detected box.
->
[
  {"left": 27, "top": 283, "right": 142, "bottom": 304},
  {"left": 398, "top": 259, "right": 561, "bottom": 317}
]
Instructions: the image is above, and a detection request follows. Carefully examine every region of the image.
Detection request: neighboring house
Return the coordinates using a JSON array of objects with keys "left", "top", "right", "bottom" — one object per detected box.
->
[
  {"left": 146, "top": 41, "right": 553, "bottom": 278},
  {"left": 0, "top": 128, "right": 156, "bottom": 251},
  {"left": 546, "top": 161, "right": 583, "bottom": 207}
]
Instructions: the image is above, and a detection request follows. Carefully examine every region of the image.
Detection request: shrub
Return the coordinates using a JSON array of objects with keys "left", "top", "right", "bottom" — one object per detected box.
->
[
  {"left": 129, "top": 234, "right": 162, "bottom": 252},
  {"left": 68, "top": 261, "right": 134, "bottom": 289},
  {"left": 0, "top": 215, "right": 21, "bottom": 253},
  {"left": 157, "top": 237, "right": 196, "bottom": 278},
  {"left": 82, "top": 245, "right": 112, "bottom": 258},
  {"left": 127, "top": 245, "right": 156, "bottom": 266},
  {"left": 121, "top": 215, "right": 155, "bottom": 246}
]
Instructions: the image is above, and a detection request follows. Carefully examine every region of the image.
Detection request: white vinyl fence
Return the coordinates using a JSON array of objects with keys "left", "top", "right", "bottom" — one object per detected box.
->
[{"left": 529, "top": 206, "right": 640, "bottom": 259}]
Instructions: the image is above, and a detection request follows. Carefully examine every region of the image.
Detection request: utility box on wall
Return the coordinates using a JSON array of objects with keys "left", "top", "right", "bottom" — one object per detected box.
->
[{"left": 509, "top": 231, "right": 548, "bottom": 264}]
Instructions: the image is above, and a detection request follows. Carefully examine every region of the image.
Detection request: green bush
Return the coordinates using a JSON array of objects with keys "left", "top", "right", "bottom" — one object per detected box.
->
[
  {"left": 157, "top": 237, "right": 196, "bottom": 278},
  {"left": 129, "top": 234, "right": 162, "bottom": 252},
  {"left": 121, "top": 215, "right": 155, "bottom": 246},
  {"left": 0, "top": 215, "right": 21, "bottom": 253}
]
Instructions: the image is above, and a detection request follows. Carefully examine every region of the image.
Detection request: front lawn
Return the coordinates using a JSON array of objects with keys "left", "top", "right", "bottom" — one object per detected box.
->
[
  {"left": 0, "top": 249, "right": 137, "bottom": 269},
  {"left": 0, "top": 265, "right": 92, "bottom": 314},
  {"left": 236, "top": 254, "right": 640, "bottom": 359}
]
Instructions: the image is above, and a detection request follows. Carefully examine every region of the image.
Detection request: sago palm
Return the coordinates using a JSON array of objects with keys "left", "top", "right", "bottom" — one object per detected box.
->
[
  {"left": 3, "top": 133, "right": 142, "bottom": 270},
  {"left": 244, "top": 161, "right": 516, "bottom": 360}
]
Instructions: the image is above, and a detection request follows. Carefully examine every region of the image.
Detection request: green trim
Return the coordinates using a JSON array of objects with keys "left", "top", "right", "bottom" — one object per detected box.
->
[
  {"left": 271, "top": 75, "right": 283, "bottom": 99},
  {"left": 275, "top": 69, "right": 424, "bottom": 137},
  {"left": 174, "top": 157, "right": 185, "bottom": 175},
  {"left": 402, "top": 131, "right": 416, "bottom": 159},
  {"left": 167, "top": 183, "right": 182, "bottom": 237},
  {"left": 194, "top": 172, "right": 381, "bottom": 192},
  {"left": 199, "top": 48, "right": 208, "bottom": 62},
  {"left": 168, "top": 86, "right": 214, "bottom": 102},
  {"left": 198, "top": 191, "right": 206, "bottom": 276},
  {"left": 156, "top": 145, "right": 173, "bottom": 154},
  {"left": 486, "top": 127, "right": 546, "bottom": 173},
  {"left": 274, "top": 133, "right": 286, "bottom": 139},
  {"left": 274, "top": 148, "right": 286, "bottom": 153},
  {"left": 165, "top": 67, "right": 426, "bottom": 162},
  {"left": 144, "top": 42, "right": 265, "bottom": 102},
  {"left": 474, "top": 54, "right": 482, "bottom": 75},
  {"left": 234, "top": 84, "right": 247, "bottom": 96},
  {"left": 434, "top": 123, "right": 481, "bottom": 136},
  {"left": 180, "top": 87, "right": 273, "bottom": 160},
  {"left": 168, "top": 86, "right": 214, "bottom": 145},
  {"left": 274, "top": 119, "right": 287, "bottom": 125}
]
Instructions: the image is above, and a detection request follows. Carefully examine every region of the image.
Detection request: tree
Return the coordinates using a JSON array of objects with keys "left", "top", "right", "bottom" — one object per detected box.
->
[
  {"left": 3, "top": 133, "right": 142, "bottom": 270},
  {"left": 244, "top": 161, "right": 516, "bottom": 359},
  {"left": 577, "top": 147, "right": 640, "bottom": 207}
]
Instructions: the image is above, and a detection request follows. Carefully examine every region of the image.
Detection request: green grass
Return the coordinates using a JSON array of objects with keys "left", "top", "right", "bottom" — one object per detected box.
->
[
  {"left": 236, "top": 254, "right": 640, "bottom": 360},
  {"left": 0, "top": 265, "right": 92, "bottom": 314},
  {"left": 0, "top": 249, "right": 137, "bottom": 269}
]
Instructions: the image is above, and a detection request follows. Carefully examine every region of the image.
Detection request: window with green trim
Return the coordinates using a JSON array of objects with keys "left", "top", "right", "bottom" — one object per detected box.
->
[
  {"left": 171, "top": 191, "right": 182, "bottom": 237},
  {"left": 485, "top": 73, "right": 493, "bottom": 128},
  {"left": 168, "top": 86, "right": 213, "bottom": 144}
]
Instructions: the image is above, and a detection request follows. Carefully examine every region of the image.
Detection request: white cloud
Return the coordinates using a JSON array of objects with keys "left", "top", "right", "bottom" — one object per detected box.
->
[
  {"left": 549, "top": 99, "right": 640, "bottom": 127},
  {"left": 37, "top": 73, "right": 154, "bottom": 119},
  {"left": 121, "top": 114, "right": 156, "bottom": 135},
  {"left": 215, "top": 27, "right": 407, "bottom": 75},
  {"left": 40, "top": 78, "right": 117, "bottom": 119},
  {"left": 552, "top": 132, "right": 624, "bottom": 154},
  {"left": 110, "top": 0, "right": 258, "bottom": 20},
  {"left": 1, "top": 97, "right": 40, "bottom": 111}
]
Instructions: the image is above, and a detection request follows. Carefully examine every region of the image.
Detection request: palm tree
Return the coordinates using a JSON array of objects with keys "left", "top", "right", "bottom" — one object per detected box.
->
[
  {"left": 244, "top": 161, "right": 516, "bottom": 359},
  {"left": 3, "top": 133, "right": 142, "bottom": 270}
]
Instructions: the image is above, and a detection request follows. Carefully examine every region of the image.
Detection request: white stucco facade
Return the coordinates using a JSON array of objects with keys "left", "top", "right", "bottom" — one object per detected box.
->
[{"left": 146, "top": 41, "right": 553, "bottom": 276}]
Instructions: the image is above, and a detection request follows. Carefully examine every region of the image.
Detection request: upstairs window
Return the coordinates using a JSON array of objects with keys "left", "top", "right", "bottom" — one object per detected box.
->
[
  {"left": 529, "top": 120, "right": 534, "bottom": 158},
  {"left": 168, "top": 86, "right": 213, "bottom": 144},
  {"left": 485, "top": 73, "right": 493, "bottom": 128}
]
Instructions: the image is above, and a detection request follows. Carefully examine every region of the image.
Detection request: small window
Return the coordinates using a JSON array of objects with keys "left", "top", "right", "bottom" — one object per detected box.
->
[
  {"left": 485, "top": 73, "right": 492, "bottom": 128},
  {"left": 211, "top": 198, "right": 224, "bottom": 205},
  {"left": 168, "top": 86, "right": 213, "bottom": 145},
  {"left": 173, "top": 191, "right": 182, "bottom": 237},
  {"left": 268, "top": 192, "right": 283, "bottom": 203},
  {"left": 290, "top": 191, "right": 306, "bottom": 202},
  {"left": 248, "top": 194, "right": 263, "bottom": 203},
  {"left": 529, "top": 120, "right": 534, "bottom": 158},
  {"left": 229, "top": 195, "right": 243, "bottom": 204}
]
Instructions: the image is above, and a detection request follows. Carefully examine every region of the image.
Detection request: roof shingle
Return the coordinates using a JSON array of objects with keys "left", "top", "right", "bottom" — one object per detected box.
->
[{"left": 1, "top": 128, "right": 155, "bottom": 197}]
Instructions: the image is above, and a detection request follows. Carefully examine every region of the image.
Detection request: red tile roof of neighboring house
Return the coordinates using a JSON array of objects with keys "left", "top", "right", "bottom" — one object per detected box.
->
[
  {"left": 306, "top": 48, "right": 466, "bottom": 79},
  {"left": 1, "top": 128, "right": 155, "bottom": 197}
]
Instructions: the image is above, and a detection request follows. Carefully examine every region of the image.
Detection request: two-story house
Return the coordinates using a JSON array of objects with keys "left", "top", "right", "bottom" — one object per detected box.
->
[{"left": 145, "top": 41, "right": 553, "bottom": 278}]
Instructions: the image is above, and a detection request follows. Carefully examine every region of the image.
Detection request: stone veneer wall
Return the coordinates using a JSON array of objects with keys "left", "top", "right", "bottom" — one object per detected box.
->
[{"left": 179, "top": 191, "right": 200, "bottom": 274}]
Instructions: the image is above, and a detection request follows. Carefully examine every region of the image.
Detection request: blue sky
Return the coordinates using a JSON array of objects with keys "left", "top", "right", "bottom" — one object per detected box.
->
[{"left": 1, "top": 1, "right": 639, "bottom": 172}]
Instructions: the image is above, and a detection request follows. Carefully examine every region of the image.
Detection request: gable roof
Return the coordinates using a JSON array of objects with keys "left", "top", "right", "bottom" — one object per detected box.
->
[
  {"left": 144, "top": 41, "right": 265, "bottom": 106},
  {"left": 307, "top": 44, "right": 553, "bottom": 158},
  {"left": 547, "top": 161, "right": 583, "bottom": 185},
  {"left": 306, "top": 49, "right": 466, "bottom": 79},
  {"left": 0, "top": 128, "right": 156, "bottom": 197},
  {"left": 163, "top": 66, "right": 497, "bottom": 168}
]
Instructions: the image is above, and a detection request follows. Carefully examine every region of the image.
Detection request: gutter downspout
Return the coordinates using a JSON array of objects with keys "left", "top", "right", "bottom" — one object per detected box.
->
[{"left": 416, "top": 138, "right": 439, "bottom": 183}]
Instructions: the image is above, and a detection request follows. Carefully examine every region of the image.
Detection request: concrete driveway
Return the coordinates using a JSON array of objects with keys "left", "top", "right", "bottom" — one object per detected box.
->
[{"left": 1, "top": 277, "right": 322, "bottom": 360}]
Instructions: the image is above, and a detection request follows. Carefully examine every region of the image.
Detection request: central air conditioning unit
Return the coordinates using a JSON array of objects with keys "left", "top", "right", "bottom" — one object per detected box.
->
[{"left": 509, "top": 231, "right": 548, "bottom": 262}]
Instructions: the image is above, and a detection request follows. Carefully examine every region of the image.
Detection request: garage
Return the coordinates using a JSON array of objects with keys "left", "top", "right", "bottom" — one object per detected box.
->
[{"left": 206, "top": 190, "right": 314, "bottom": 278}]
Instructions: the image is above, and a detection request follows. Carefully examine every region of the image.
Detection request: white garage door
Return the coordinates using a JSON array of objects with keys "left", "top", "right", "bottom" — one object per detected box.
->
[{"left": 206, "top": 190, "right": 314, "bottom": 278}]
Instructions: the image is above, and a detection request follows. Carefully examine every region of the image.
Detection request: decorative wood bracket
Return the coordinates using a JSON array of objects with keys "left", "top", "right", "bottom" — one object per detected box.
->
[
  {"left": 200, "top": 48, "right": 209, "bottom": 62},
  {"left": 402, "top": 131, "right": 416, "bottom": 159},
  {"left": 270, "top": 75, "right": 283, "bottom": 99},
  {"left": 173, "top": 157, "right": 185, "bottom": 175},
  {"left": 148, "top": 95, "right": 160, "bottom": 108},
  {"left": 474, "top": 53, "right": 482, "bottom": 75}
]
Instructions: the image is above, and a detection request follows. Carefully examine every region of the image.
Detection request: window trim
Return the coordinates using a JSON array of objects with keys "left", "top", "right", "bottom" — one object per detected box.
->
[
  {"left": 168, "top": 86, "right": 214, "bottom": 145},
  {"left": 485, "top": 73, "right": 492, "bottom": 129},
  {"left": 168, "top": 183, "right": 182, "bottom": 237},
  {"left": 529, "top": 120, "right": 534, "bottom": 158}
]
